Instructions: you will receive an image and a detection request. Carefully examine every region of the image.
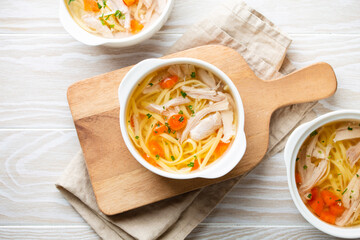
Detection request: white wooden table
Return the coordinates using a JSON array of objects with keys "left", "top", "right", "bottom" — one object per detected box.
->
[{"left": 1, "top": 0, "right": 359, "bottom": 239}]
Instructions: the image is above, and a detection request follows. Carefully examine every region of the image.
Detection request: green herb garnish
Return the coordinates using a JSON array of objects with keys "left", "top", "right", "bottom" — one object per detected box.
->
[
  {"left": 68, "top": 0, "right": 75, "bottom": 4},
  {"left": 180, "top": 91, "right": 187, "bottom": 98},
  {"left": 191, "top": 72, "right": 196, "bottom": 78},
  {"left": 178, "top": 110, "right": 183, "bottom": 114},
  {"left": 179, "top": 116, "right": 184, "bottom": 122},
  {"left": 348, "top": 126, "right": 353, "bottom": 131},
  {"left": 148, "top": 82, "right": 153, "bottom": 86},
  {"left": 97, "top": 2, "right": 102, "bottom": 9},
  {"left": 310, "top": 130, "right": 318, "bottom": 137},
  {"left": 155, "top": 154, "right": 160, "bottom": 160},
  {"left": 296, "top": 157, "right": 299, "bottom": 161},
  {"left": 342, "top": 188, "right": 348, "bottom": 195},
  {"left": 307, "top": 194, "right": 312, "bottom": 199},
  {"left": 187, "top": 162, "right": 194, "bottom": 167},
  {"left": 171, "top": 156, "right": 175, "bottom": 161},
  {"left": 303, "top": 165, "right": 308, "bottom": 170},
  {"left": 135, "top": 136, "right": 139, "bottom": 139},
  {"left": 146, "top": 113, "right": 152, "bottom": 119},
  {"left": 102, "top": 0, "right": 107, "bottom": 7}
]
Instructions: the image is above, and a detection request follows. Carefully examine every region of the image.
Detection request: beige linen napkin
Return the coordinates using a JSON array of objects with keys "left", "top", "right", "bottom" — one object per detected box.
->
[{"left": 56, "top": 1, "right": 317, "bottom": 239}]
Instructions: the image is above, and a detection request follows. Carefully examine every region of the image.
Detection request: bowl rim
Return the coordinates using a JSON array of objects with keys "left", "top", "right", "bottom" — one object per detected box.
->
[
  {"left": 118, "top": 57, "right": 247, "bottom": 179},
  {"left": 284, "top": 109, "right": 360, "bottom": 238},
  {"left": 59, "top": 0, "right": 175, "bottom": 46}
]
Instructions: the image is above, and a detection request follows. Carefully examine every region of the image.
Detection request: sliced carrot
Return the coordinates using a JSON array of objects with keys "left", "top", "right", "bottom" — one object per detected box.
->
[
  {"left": 148, "top": 140, "right": 164, "bottom": 158},
  {"left": 130, "top": 19, "right": 144, "bottom": 34},
  {"left": 123, "top": 0, "right": 137, "bottom": 6},
  {"left": 321, "top": 190, "right": 340, "bottom": 206},
  {"left": 330, "top": 203, "right": 345, "bottom": 216},
  {"left": 159, "top": 75, "right": 179, "bottom": 89},
  {"left": 168, "top": 114, "right": 187, "bottom": 130},
  {"left": 320, "top": 210, "right": 337, "bottom": 225},
  {"left": 308, "top": 188, "right": 324, "bottom": 216},
  {"left": 153, "top": 123, "right": 168, "bottom": 135},
  {"left": 142, "top": 153, "right": 158, "bottom": 167},
  {"left": 295, "top": 172, "right": 302, "bottom": 185},
  {"left": 191, "top": 159, "right": 201, "bottom": 171},
  {"left": 130, "top": 116, "right": 135, "bottom": 128},
  {"left": 83, "top": 0, "right": 100, "bottom": 12},
  {"left": 215, "top": 141, "right": 230, "bottom": 158}
]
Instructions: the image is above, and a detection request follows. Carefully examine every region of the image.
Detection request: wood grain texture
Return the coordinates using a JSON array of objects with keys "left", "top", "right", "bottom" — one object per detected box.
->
[
  {"left": 0, "top": 0, "right": 359, "bottom": 34},
  {"left": 68, "top": 45, "right": 336, "bottom": 215}
]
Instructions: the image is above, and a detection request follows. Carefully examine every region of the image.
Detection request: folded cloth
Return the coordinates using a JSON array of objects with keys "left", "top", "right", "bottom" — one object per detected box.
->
[{"left": 56, "top": 1, "right": 317, "bottom": 239}]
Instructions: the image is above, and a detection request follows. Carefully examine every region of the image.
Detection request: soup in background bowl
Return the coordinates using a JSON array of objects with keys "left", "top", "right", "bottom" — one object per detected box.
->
[
  {"left": 285, "top": 110, "right": 360, "bottom": 238},
  {"left": 118, "top": 58, "right": 246, "bottom": 179}
]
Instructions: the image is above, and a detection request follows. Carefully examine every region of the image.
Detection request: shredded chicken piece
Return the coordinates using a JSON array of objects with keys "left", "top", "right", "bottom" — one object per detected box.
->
[
  {"left": 347, "top": 142, "right": 360, "bottom": 168},
  {"left": 82, "top": 15, "right": 113, "bottom": 38},
  {"left": 181, "top": 86, "right": 225, "bottom": 102},
  {"left": 155, "top": 0, "right": 166, "bottom": 13},
  {"left": 145, "top": 97, "right": 190, "bottom": 115},
  {"left": 143, "top": 0, "right": 153, "bottom": 8},
  {"left": 181, "top": 99, "right": 229, "bottom": 143},
  {"left": 334, "top": 125, "right": 360, "bottom": 142},
  {"left": 190, "top": 112, "right": 222, "bottom": 141},
  {"left": 168, "top": 65, "right": 184, "bottom": 79},
  {"left": 336, "top": 169, "right": 360, "bottom": 226},
  {"left": 197, "top": 68, "right": 217, "bottom": 89},
  {"left": 298, "top": 132, "right": 331, "bottom": 199},
  {"left": 142, "top": 83, "right": 161, "bottom": 94},
  {"left": 221, "top": 110, "right": 235, "bottom": 143}
]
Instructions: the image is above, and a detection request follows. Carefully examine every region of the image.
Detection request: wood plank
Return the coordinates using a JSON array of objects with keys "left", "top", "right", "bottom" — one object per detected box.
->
[
  {"left": 1, "top": 34, "right": 359, "bottom": 129},
  {"left": 187, "top": 225, "right": 337, "bottom": 239},
  {"left": 0, "top": 0, "right": 359, "bottom": 34},
  {"left": 0, "top": 130, "right": 86, "bottom": 225},
  {"left": 0, "top": 227, "right": 99, "bottom": 240}
]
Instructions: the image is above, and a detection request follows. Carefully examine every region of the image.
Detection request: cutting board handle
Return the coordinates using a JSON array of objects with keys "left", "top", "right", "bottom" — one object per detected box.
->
[{"left": 263, "top": 62, "right": 337, "bottom": 111}]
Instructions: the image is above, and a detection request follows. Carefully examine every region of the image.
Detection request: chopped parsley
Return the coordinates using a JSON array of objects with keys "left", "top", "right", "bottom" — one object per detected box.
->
[
  {"left": 303, "top": 165, "right": 308, "bottom": 170},
  {"left": 171, "top": 156, "right": 175, "bottom": 161},
  {"left": 310, "top": 130, "right": 318, "bottom": 137},
  {"left": 191, "top": 72, "right": 196, "bottom": 78},
  {"left": 97, "top": 2, "right": 102, "bottom": 9},
  {"left": 114, "top": 10, "right": 124, "bottom": 19},
  {"left": 338, "top": 173, "right": 342, "bottom": 175},
  {"left": 191, "top": 114, "right": 195, "bottom": 117},
  {"left": 180, "top": 91, "right": 187, "bottom": 98},
  {"left": 155, "top": 154, "right": 160, "bottom": 160},
  {"left": 336, "top": 189, "right": 341, "bottom": 192},
  {"left": 342, "top": 188, "right": 348, "bottom": 195},
  {"left": 109, "top": 24, "right": 115, "bottom": 28},
  {"left": 357, "top": 174, "right": 359, "bottom": 178},
  {"left": 307, "top": 193, "right": 312, "bottom": 199},
  {"left": 156, "top": 123, "right": 160, "bottom": 127},
  {"left": 348, "top": 126, "right": 353, "bottom": 131},
  {"left": 179, "top": 116, "right": 185, "bottom": 122},
  {"left": 306, "top": 155, "right": 310, "bottom": 157},
  {"left": 167, "top": 128, "right": 171, "bottom": 134},
  {"left": 172, "top": 130, "right": 176, "bottom": 134},
  {"left": 335, "top": 199, "right": 341, "bottom": 202},
  {"left": 68, "top": 0, "right": 75, "bottom": 4},
  {"left": 187, "top": 162, "right": 194, "bottom": 167},
  {"left": 321, "top": 140, "right": 325, "bottom": 143},
  {"left": 188, "top": 105, "right": 194, "bottom": 114},
  {"left": 163, "top": 106, "right": 165, "bottom": 109},
  {"left": 318, "top": 150, "right": 322, "bottom": 154},
  {"left": 146, "top": 113, "right": 152, "bottom": 119},
  {"left": 99, "top": 14, "right": 106, "bottom": 25},
  {"left": 194, "top": 155, "right": 197, "bottom": 159},
  {"left": 165, "top": 122, "right": 169, "bottom": 127},
  {"left": 154, "top": 131, "right": 158, "bottom": 133},
  {"left": 178, "top": 110, "right": 183, "bottom": 114},
  {"left": 135, "top": 136, "right": 139, "bottom": 139},
  {"left": 105, "top": 15, "right": 110, "bottom": 20},
  {"left": 128, "top": 120, "right": 130, "bottom": 123},
  {"left": 296, "top": 157, "right": 299, "bottom": 161},
  {"left": 328, "top": 155, "right": 332, "bottom": 159},
  {"left": 148, "top": 83, "right": 153, "bottom": 86},
  {"left": 102, "top": 0, "right": 107, "bottom": 7}
]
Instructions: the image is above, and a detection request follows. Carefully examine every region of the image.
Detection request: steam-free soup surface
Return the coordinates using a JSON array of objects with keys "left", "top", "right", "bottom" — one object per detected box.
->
[
  {"left": 296, "top": 120, "right": 360, "bottom": 226},
  {"left": 66, "top": 0, "right": 166, "bottom": 38},
  {"left": 126, "top": 64, "right": 237, "bottom": 174}
]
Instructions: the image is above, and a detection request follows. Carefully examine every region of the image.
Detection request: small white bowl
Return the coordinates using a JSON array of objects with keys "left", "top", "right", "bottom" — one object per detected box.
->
[
  {"left": 284, "top": 109, "right": 360, "bottom": 239},
  {"left": 59, "top": 0, "right": 175, "bottom": 47},
  {"left": 118, "top": 58, "right": 247, "bottom": 179}
]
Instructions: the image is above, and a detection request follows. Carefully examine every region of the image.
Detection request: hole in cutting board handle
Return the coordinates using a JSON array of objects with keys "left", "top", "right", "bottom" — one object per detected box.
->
[{"left": 261, "top": 62, "right": 337, "bottom": 112}]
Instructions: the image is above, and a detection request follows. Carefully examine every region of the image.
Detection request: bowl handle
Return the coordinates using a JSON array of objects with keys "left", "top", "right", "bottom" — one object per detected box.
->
[{"left": 118, "top": 59, "right": 166, "bottom": 107}]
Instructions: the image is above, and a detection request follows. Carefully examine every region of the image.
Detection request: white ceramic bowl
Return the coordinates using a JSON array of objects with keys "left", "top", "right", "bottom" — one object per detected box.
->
[
  {"left": 118, "top": 58, "right": 247, "bottom": 179},
  {"left": 59, "top": 0, "right": 175, "bottom": 47},
  {"left": 284, "top": 109, "right": 360, "bottom": 238}
]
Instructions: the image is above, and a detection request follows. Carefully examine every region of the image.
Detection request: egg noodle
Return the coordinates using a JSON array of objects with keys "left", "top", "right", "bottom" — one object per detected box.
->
[
  {"left": 296, "top": 121, "right": 360, "bottom": 226},
  {"left": 126, "top": 67, "right": 236, "bottom": 174}
]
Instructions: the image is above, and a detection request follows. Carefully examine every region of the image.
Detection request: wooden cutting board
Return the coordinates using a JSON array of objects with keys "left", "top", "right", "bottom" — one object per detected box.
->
[{"left": 67, "top": 45, "right": 337, "bottom": 215}]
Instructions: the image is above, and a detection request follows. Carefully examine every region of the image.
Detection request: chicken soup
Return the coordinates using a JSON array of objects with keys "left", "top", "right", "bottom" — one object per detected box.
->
[
  {"left": 295, "top": 120, "right": 360, "bottom": 226},
  {"left": 66, "top": 0, "right": 167, "bottom": 38},
  {"left": 125, "top": 64, "right": 237, "bottom": 174}
]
